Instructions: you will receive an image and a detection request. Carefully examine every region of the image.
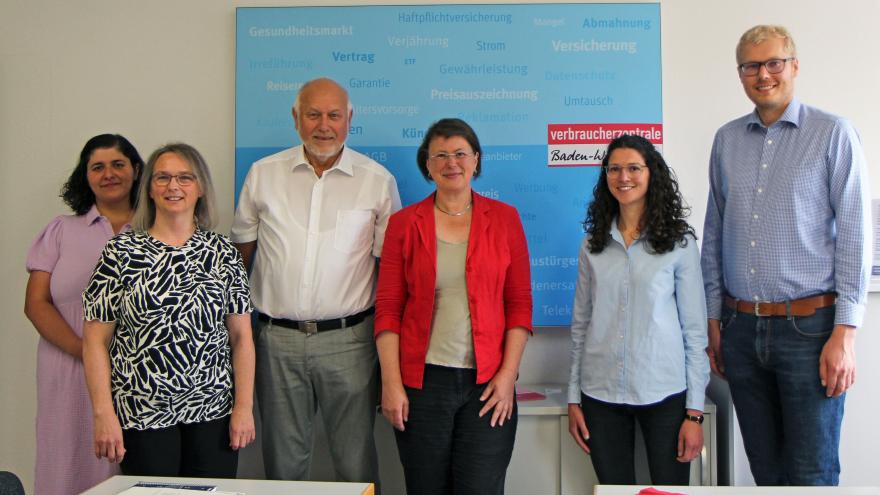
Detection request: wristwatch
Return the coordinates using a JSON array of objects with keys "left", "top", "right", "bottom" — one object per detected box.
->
[{"left": 685, "top": 413, "right": 704, "bottom": 424}]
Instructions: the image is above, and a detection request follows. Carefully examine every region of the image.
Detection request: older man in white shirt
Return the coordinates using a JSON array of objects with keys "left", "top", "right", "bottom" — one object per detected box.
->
[{"left": 232, "top": 77, "right": 401, "bottom": 485}]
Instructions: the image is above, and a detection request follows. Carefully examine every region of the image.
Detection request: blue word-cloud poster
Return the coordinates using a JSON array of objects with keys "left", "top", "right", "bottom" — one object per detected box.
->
[{"left": 236, "top": 3, "right": 662, "bottom": 326}]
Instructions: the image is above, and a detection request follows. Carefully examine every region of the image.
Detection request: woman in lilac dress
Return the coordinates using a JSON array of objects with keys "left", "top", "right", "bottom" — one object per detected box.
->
[{"left": 25, "top": 134, "right": 143, "bottom": 494}]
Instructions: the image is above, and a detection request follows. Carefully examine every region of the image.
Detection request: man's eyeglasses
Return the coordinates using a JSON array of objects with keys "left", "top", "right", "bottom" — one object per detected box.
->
[
  {"left": 738, "top": 57, "right": 795, "bottom": 77},
  {"left": 428, "top": 151, "right": 476, "bottom": 163},
  {"left": 604, "top": 164, "right": 647, "bottom": 177},
  {"left": 152, "top": 173, "right": 198, "bottom": 186}
]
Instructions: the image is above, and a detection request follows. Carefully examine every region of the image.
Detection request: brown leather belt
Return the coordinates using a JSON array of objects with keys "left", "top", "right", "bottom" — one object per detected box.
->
[{"left": 724, "top": 293, "right": 836, "bottom": 317}]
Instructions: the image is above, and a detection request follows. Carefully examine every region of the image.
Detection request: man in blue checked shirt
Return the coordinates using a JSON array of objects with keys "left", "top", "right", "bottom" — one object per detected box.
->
[{"left": 701, "top": 25, "right": 871, "bottom": 486}]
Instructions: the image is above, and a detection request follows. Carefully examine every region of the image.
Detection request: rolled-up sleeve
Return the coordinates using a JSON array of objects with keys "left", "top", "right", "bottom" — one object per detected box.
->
[
  {"left": 372, "top": 174, "right": 402, "bottom": 258},
  {"left": 230, "top": 166, "right": 260, "bottom": 244}
]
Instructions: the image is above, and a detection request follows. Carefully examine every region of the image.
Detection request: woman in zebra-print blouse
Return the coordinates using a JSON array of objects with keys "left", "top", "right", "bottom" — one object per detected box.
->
[{"left": 82, "top": 143, "right": 256, "bottom": 477}]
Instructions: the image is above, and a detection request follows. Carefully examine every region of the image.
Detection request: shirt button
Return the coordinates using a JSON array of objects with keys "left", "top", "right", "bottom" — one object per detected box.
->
[
  {"left": 762, "top": 163, "right": 768, "bottom": 169},
  {"left": 767, "top": 139, "right": 773, "bottom": 144},
  {"left": 757, "top": 188, "right": 763, "bottom": 194},
  {"left": 750, "top": 240, "right": 756, "bottom": 247},
  {"left": 750, "top": 268, "right": 755, "bottom": 274},
  {"left": 753, "top": 214, "right": 759, "bottom": 219},
  {"left": 753, "top": 295, "right": 760, "bottom": 301}
]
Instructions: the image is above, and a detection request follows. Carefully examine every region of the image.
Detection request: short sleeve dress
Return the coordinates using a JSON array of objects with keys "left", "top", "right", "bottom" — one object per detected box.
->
[
  {"left": 82, "top": 229, "right": 252, "bottom": 430},
  {"left": 25, "top": 206, "right": 124, "bottom": 495}
]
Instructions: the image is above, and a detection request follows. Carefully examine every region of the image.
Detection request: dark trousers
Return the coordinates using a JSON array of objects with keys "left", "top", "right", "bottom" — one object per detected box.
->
[
  {"left": 580, "top": 391, "right": 690, "bottom": 485},
  {"left": 394, "top": 365, "right": 517, "bottom": 495},
  {"left": 120, "top": 415, "right": 238, "bottom": 478},
  {"left": 721, "top": 305, "right": 843, "bottom": 485}
]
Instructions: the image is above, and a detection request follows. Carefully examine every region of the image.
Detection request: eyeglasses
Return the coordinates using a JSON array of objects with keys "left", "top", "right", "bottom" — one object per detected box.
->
[
  {"left": 428, "top": 151, "right": 475, "bottom": 163},
  {"left": 738, "top": 57, "right": 795, "bottom": 76},
  {"left": 152, "top": 173, "right": 198, "bottom": 186},
  {"left": 604, "top": 164, "right": 647, "bottom": 177}
]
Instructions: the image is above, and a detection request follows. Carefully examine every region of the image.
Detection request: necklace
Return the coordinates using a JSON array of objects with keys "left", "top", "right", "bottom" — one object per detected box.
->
[{"left": 434, "top": 199, "right": 472, "bottom": 217}]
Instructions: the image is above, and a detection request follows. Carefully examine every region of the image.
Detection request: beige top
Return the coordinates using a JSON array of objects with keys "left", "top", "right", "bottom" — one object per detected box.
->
[{"left": 425, "top": 238, "right": 476, "bottom": 369}]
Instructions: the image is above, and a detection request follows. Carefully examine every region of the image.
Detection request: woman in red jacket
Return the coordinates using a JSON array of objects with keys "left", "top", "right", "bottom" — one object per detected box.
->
[{"left": 375, "top": 118, "right": 532, "bottom": 495}]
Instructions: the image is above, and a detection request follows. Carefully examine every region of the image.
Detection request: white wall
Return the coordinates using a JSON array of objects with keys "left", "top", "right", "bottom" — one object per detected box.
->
[
  {"left": 2, "top": 0, "right": 877, "bottom": 492},
  {"left": 661, "top": 1, "right": 880, "bottom": 486}
]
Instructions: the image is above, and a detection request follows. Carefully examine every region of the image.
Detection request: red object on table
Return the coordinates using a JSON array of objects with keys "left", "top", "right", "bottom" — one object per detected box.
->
[{"left": 638, "top": 488, "right": 687, "bottom": 495}]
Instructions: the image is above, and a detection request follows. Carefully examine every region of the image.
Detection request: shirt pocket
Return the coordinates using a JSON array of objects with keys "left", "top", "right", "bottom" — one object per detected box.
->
[{"left": 334, "top": 209, "right": 375, "bottom": 254}]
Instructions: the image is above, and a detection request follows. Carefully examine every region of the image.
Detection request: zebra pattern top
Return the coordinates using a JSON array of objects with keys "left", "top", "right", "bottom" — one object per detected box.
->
[{"left": 83, "top": 229, "right": 252, "bottom": 430}]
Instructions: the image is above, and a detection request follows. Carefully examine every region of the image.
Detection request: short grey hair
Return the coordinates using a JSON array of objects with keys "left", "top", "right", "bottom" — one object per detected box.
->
[
  {"left": 736, "top": 25, "right": 797, "bottom": 64},
  {"left": 132, "top": 143, "right": 218, "bottom": 231},
  {"left": 292, "top": 77, "right": 354, "bottom": 115}
]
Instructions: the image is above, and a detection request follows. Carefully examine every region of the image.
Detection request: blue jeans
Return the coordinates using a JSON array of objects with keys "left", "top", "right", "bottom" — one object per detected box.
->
[
  {"left": 394, "top": 365, "right": 517, "bottom": 495},
  {"left": 721, "top": 304, "right": 844, "bottom": 485}
]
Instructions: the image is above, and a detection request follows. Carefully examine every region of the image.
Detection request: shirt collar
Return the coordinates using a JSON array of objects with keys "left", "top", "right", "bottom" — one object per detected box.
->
[
  {"left": 607, "top": 216, "right": 643, "bottom": 249},
  {"left": 86, "top": 204, "right": 133, "bottom": 231},
  {"left": 609, "top": 218, "right": 630, "bottom": 247},
  {"left": 85, "top": 204, "right": 102, "bottom": 225},
  {"left": 746, "top": 97, "right": 802, "bottom": 129},
  {"left": 291, "top": 145, "right": 354, "bottom": 177},
  {"left": 610, "top": 226, "right": 624, "bottom": 245}
]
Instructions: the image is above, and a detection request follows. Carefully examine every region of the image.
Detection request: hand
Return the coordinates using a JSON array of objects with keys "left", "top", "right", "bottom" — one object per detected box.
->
[
  {"left": 707, "top": 319, "right": 725, "bottom": 378},
  {"left": 567, "top": 404, "right": 590, "bottom": 454},
  {"left": 478, "top": 369, "right": 516, "bottom": 427},
  {"left": 677, "top": 416, "right": 704, "bottom": 462},
  {"left": 229, "top": 405, "right": 256, "bottom": 450},
  {"left": 819, "top": 325, "right": 856, "bottom": 397},
  {"left": 93, "top": 410, "right": 125, "bottom": 463},
  {"left": 381, "top": 381, "right": 409, "bottom": 431}
]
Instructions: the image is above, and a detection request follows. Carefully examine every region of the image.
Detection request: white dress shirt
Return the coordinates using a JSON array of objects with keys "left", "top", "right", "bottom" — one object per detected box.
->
[{"left": 231, "top": 145, "right": 401, "bottom": 320}]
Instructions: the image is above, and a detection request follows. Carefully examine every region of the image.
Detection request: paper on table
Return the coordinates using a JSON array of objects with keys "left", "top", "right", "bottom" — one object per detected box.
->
[
  {"left": 515, "top": 386, "right": 547, "bottom": 401},
  {"left": 133, "top": 482, "right": 216, "bottom": 491},
  {"left": 637, "top": 488, "right": 687, "bottom": 495},
  {"left": 118, "top": 488, "right": 243, "bottom": 495}
]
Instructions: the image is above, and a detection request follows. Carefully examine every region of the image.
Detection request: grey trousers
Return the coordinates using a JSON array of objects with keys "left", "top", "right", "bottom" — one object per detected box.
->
[{"left": 255, "top": 315, "right": 379, "bottom": 485}]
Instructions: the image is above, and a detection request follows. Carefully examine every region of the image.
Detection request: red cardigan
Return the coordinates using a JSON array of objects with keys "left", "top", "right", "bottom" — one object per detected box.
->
[{"left": 375, "top": 192, "right": 533, "bottom": 389}]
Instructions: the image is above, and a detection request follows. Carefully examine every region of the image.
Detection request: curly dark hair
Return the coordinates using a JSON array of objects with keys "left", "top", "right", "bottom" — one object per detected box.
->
[
  {"left": 583, "top": 134, "right": 695, "bottom": 254},
  {"left": 416, "top": 118, "right": 482, "bottom": 181},
  {"left": 60, "top": 134, "right": 144, "bottom": 215}
]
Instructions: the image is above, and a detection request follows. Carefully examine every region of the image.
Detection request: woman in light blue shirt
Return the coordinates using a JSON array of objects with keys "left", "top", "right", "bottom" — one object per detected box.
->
[{"left": 567, "top": 134, "right": 709, "bottom": 485}]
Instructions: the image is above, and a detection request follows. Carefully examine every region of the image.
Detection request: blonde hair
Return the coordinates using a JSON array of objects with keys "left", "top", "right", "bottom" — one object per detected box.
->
[
  {"left": 736, "top": 25, "right": 797, "bottom": 64},
  {"left": 132, "top": 143, "right": 218, "bottom": 231}
]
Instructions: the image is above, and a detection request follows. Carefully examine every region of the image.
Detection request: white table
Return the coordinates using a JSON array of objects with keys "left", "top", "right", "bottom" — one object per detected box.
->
[
  {"left": 593, "top": 486, "right": 880, "bottom": 495},
  {"left": 81, "top": 475, "right": 374, "bottom": 495}
]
